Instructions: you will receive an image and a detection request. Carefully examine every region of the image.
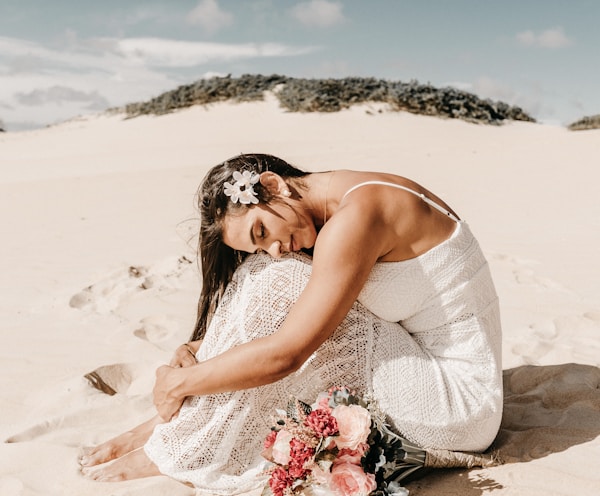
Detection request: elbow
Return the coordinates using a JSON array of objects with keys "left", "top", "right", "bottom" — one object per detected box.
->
[{"left": 267, "top": 349, "right": 305, "bottom": 382}]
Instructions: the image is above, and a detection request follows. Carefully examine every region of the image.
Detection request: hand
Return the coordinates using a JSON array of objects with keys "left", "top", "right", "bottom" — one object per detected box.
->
[
  {"left": 169, "top": 340, "right": 201, "bottom": 368},
  {"left": 153, "top": 365, "right": 185, "bottom": 421}
]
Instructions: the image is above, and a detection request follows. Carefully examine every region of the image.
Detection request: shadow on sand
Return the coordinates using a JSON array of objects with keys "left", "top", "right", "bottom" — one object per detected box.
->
[{"left": 407, "top": 363, "right": 600, "bottom": 495}]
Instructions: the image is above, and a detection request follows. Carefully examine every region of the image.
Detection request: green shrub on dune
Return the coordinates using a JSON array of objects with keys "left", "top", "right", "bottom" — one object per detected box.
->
[
  {"left": 568, "top": 114, "right": 600, "bottom": 131},
  {"left": 120, "top": 74, "right": 535, "bottom": 125}
]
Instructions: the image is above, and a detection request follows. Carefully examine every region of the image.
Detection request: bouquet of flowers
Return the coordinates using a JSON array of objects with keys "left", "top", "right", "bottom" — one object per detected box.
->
[
  {"left": 261, "top": 387, "right": 499, "bottom": 496},
  {"left": 261, "top": 387, "right": 427, "bottom": 496}
]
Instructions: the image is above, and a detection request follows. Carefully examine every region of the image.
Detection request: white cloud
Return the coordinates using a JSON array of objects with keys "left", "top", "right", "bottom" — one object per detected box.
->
[
  {"left": 471, "top": 76, "right": 542, "bottom": 116},
  {"left": 15, "top": 86, "right": 109, "bottom": 109},
  {"left": 186, "top": 0, "right": 233, "bottom": 36},
  {"left": 0, "top": 36, "right": 115, "bottom": 75},
  {"left": 516, "top": 27, "right": 573, "bottom": 48},
  {"left": 291, "top": 0, "right": 345, "bottom": 28},
  {"left": 115, "top": 38, "right": 314, "bottom": 67},
  {"left": 0, "top": 35, "right": 316, "bottom": 129}
]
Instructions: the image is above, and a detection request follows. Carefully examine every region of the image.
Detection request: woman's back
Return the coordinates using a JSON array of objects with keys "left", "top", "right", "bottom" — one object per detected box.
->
[{"left": 323, "top": 170, "right": 460, "bottom": 263}]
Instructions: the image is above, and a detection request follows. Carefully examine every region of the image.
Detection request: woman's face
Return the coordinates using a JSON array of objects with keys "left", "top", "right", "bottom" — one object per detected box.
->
[{"left": 222, "top": 201, "right": 317, "bottom": 258}]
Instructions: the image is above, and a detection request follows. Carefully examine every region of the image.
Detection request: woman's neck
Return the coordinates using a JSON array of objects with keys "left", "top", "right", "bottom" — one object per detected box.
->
[{"left": 298, "top": 171, "right": 336, "bottom": 228}]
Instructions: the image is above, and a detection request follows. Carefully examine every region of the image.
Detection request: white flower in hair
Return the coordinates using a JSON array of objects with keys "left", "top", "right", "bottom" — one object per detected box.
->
[
  {"left": 234, "top": 170, "right": 260, "bottom": 189},
  {"left": 223, "top": 170, "right": 260, "bottom": 204}
]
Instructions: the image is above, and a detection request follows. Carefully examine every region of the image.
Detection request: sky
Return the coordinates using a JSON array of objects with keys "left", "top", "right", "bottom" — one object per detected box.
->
[{"left": 1, "top": 0, "right": 599, "bottom": 131}]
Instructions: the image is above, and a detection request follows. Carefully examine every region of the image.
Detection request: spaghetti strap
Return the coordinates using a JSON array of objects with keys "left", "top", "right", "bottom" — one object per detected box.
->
[{"left": 342, "top": 181, "right": 460, "bottom": 223}]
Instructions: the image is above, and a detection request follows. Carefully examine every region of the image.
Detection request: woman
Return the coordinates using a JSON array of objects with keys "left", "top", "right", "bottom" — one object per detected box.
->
[{"left": 80, "top": 153, "right": 502, "bottom": 490}]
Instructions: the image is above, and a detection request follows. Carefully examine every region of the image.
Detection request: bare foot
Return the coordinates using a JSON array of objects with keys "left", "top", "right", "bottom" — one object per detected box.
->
[
  {"left": 81, "top": 447, "right": 161, "bottom": 482},
  {"left": 79, "top": 415, "right": 163, "bottom": 467}
]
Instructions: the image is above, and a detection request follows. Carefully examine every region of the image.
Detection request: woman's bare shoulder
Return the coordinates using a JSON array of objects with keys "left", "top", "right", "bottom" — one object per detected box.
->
[{"left": 329, "top": 170, "right": 422, "bottom": 202}]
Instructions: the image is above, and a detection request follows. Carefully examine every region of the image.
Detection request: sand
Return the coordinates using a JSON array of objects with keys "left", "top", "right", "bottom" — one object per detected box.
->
[{"left": 0, "top": 96, "right": 599, "bottom": 495}]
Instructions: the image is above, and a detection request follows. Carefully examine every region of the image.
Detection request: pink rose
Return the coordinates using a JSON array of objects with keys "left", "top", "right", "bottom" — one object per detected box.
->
[
  {"left": 330, "top": 463, "right": 377, "bottom": 496},
  {"left": 331, "top": 405, "right": 372, "bottom": 451},
  {"left": 335, "top": 444, "right": 367, "bottom": 465},
  {"left": 271, "top": 430, "right": 293, "bottom": 465}
]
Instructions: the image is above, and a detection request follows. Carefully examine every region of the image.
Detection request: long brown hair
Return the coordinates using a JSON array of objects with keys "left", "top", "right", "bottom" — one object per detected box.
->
[{"left": 191, "top": 153, "right": 309, "bottom": 341}]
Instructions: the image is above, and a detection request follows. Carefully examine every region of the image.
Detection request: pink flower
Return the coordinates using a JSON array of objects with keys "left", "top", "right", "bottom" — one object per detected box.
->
[
  {"left": 331, "top": 405, "right": 372, "bottom": 451},
  {"left": 305, "top": 409, "right": 339, "bottom": 437},
  {"left": 329, "top": 463, "right": 377, "bottom": 496},
  {"left": 315, "top": 391, "right": 332, "bottom": 411},
  {"left": 335, "top": 444, "right": 368, "bottom": 466},
  {"left": 269, "top": 467, "right": 294, "bottom": 496},
  {"left": 288, "top": 438, "right": 315, "bottom": 479},
  {"left": 264, "top": 430, "right": 278, "bottom": 449},
  {"left": 271, "top": 430, "right": 293, "bottom": 465}
]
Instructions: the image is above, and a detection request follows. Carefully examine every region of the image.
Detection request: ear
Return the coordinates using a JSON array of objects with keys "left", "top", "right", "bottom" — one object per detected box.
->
[{"left": 259, "top": 171, "right": 287, "bottom": 196}]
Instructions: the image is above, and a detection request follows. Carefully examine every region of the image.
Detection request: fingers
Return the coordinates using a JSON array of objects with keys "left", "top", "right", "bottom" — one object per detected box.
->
[
  {"left": 169, "top": 344, "right": 199, "bottom": 368},
  {"left": 170, "top": 354, "right": 196, "bottom": 368},
  {"left": 153, "top": 365, "right": 184, "bottom": 421},
  {"left": 182, "top": 343, "right": 198, "bottom": 363},
  {"left": 168, "top": 345, "right": 186, "bottom": 367}
]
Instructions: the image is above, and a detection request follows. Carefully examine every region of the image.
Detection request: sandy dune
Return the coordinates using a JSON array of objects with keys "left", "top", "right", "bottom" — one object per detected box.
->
[{"left": 0, "top": 97, "right": 599, "bottom": 495}]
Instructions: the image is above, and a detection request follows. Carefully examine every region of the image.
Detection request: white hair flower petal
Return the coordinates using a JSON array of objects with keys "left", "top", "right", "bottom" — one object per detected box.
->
[
  {"left": 233, "top": 170, "right": 260, "bottom": 188},
  {"left": 224, "top": 170, "right": 260, "bottom": 204}
]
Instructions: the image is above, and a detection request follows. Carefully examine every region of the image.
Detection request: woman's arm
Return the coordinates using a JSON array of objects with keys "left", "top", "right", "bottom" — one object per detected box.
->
[{"left": 153, "top": 202, "right": 392, "bottom": 420}]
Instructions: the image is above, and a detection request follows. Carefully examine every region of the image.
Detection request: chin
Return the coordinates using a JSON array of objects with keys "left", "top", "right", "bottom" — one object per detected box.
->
[{"left": 304, "top": 237, "right": 316, "bottom": 251}]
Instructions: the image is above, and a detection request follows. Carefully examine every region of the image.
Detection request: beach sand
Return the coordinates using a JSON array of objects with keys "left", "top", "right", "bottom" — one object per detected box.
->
[{"left": 1, "top": 97, "right": 599, "bottom": 495}]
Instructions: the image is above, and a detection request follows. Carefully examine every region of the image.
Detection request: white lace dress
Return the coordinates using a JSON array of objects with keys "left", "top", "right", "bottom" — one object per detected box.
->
[{"left": 144, "top": 221, "right": 502, "bottom": 494}]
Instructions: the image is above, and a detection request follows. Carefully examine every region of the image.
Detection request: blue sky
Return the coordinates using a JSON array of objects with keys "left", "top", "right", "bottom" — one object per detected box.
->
[{"left": 1, "top": 0, "right": 598, "bottom": 131}]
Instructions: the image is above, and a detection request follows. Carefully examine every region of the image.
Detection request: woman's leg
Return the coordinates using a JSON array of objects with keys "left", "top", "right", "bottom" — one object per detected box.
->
[
  {"left": 81, "top": 253, "right": 387, "bottom": 487},
  {"left": 80, "top": 446, "right": 162, "bottom": 482},
  {"left": 80, "top": 414, "right": 163, "bottom": 468},
  {"left": 141, "top": 253, "right": 319, "bottom": 491}
]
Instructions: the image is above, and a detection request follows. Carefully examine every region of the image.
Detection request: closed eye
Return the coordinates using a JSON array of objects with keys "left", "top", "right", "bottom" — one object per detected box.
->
[{"left": 250, "top": 222, "right": 266, "bottom": 253}]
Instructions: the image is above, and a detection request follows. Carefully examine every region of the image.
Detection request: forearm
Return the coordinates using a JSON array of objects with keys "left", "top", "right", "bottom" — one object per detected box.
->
[
  {"left": 169, "top": 336, "right": 298, "bottom": 399},
  {"left": 159, "top": 243, "right": 372, "bottom": 407},
  {"left": 169, "top": 269, "right": 363, "bottom": 399}
]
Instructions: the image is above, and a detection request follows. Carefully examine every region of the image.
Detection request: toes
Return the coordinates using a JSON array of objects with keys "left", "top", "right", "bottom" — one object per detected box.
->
[
  {"left": 80, "top": 464, "right": 126, "bottom": 482},
  {"left": 78, "top": 445, "right": 114, "bottom": 467},
  {"left": 79, "top": 454, "right": 100, "bottom": 467},
  {"left": 80, "top": 465, "right": 96, "bottom": 478},
  {"left": 78, "top": 446, "right": 97, "bottom": 466}
]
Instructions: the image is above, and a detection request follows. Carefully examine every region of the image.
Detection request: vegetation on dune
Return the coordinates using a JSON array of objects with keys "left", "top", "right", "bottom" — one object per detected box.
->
[
  {"left": 567, "top": 114, "right": 600, "bottom": 131},
  {"left": 119, "top": 74, "right": 536, "bottom": 126}
]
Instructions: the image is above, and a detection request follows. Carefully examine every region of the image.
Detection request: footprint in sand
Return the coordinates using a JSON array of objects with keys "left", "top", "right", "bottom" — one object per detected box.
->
[
  {"left": 511, "top": 320, "right": 557, "bottom": 365},
  {"left": 134, "top": 314, "right": 181, "bottom": 351},
  {"left": 511, "top": 266, "right": 573, "bottom": 293},
  {"left": 488, "top": 252, "right": 573, "bottom": 294},
  {"left": 511, "top": 312, "right": 600, "bottom": 366},
  {"left": 555, "top": 313, "right": 600, "bottom": 364},
  {"left": 68, "top": 265, "right": 150, "bottom": 312},
  {"left": 583, "top": 311, "right": 600, "bottom": 322},
  {"left": 68, "top": 255, "right": 195, "bottom": 314}
]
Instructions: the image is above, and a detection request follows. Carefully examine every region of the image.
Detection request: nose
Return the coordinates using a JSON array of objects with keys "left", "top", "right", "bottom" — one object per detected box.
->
[{"left": 265, "top": 240, "right": 283, "bottom": 258}]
